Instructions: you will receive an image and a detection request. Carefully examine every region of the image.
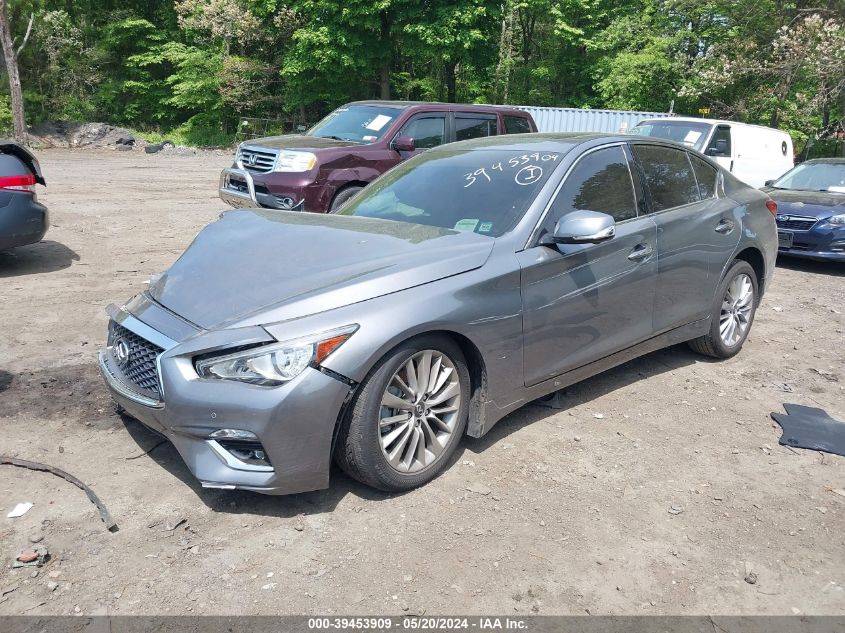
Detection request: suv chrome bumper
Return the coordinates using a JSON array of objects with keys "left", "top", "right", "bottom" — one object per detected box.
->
[{"left": 219, "top": 165, "right": 258, "bottom": 207}]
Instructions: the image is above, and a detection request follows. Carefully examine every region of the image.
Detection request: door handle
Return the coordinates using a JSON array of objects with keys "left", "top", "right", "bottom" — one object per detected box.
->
[
  {"left": 715, "top": 219, "right": 735, "bottom": 234},
  {"left": 627, "top": 244, "right": 654, "bottom": 262}
]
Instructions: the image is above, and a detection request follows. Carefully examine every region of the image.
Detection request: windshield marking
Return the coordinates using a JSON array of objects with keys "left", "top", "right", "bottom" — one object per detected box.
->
[{"left": 515, "top": 165, "right": 544, "bottom": 185}]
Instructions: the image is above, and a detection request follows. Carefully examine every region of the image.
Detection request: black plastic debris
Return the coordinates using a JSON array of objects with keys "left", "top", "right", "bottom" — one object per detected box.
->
[{"left": 771, "top": 403, "right": 845, "bottom": 457}]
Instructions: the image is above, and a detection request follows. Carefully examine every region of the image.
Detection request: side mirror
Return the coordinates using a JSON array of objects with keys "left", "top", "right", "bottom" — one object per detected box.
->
[
  {"left": 544, "top": 210, "right": 616, "bottom": 246},
  {"left": 392, "top": 135, "right": 416, "bottom": 153},
  {"left": 764, "top": 179, "right": 774, "bottom": 187},
  {"left": 707, "top": 139, "right": 728, "bottom": 156}
]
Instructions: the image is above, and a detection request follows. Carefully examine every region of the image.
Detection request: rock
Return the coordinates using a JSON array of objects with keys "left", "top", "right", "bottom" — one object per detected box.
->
[
  {"left": 593, "top": 413, "right": 605, "bottom": 419},
  {"left": 668, "top": 505, "right": 684, "bottom": 515},
  {"left": 116, "top": 144, "right": 133, "bottom": 152},
  {"left": 28, "top": 534, "right": 43, "bottom": 544},
  {"left": 47, "top": 581, "right": 58, "bottom": 591},
  {"left": 466, "top": 482, "right": 492, "bottom": 496},
  {"left": 145, "top": 144, "right": 163, "bottom": 154},
  {"left": 744, "top": 572, "right": 758, "bottom": 585},
  {"left": 831, "top": 489, "right": 845, "bottom": 498},
  {"left": 293, "top": 522, "right": 305, "bottom": 532}
]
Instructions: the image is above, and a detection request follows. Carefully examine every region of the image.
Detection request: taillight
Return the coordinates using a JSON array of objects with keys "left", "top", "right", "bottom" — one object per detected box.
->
[
  {"left": 765, "top": 199, "right": 778, "bottom": 216},
  {"left": 0, "top": 173, "right": 36, "bottom": 192}
]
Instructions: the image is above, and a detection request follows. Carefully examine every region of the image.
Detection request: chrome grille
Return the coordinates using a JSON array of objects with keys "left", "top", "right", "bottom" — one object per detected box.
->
[
  {"left": 776, "top": 215, "right": 817, "bottom": 231},
  {"left": 108, "top": 321, "right": 163, "bottom": 398},
  {"left": 238, "top": 145, "right": 278, "bottom": 173}
]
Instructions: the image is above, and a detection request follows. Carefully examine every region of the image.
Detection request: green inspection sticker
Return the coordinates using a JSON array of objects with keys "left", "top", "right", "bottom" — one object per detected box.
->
[
  {"left": 478, "top": 221, "right": 493, "bottom": 233},
  {"left": 454, "top": 218, "right": 479, "bottom": 232}
]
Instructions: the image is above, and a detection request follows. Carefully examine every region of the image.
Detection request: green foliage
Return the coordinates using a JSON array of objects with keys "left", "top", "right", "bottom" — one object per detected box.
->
[
  {"left": 0, "top": 0, "right": 841, "bottom": 152},
  {"left": 0, "top": 95, "right": 12, "bottom": 135}
]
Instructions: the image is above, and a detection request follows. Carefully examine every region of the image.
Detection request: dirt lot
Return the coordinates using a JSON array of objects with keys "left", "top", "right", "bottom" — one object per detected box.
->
[{"left": 0, "top": 149, "right": 843, "bottom": 616}]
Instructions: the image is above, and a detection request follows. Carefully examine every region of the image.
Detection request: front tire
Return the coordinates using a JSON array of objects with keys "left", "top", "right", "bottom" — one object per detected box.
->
[
  {"left": 335, "top": 335, "right": 470, "bottom": 492},
  {"left": 688, "top": 259, "right": 758, "bottom": 359},
  {"left": 329, "top": 186, "right": 364, "bottom": 212}
]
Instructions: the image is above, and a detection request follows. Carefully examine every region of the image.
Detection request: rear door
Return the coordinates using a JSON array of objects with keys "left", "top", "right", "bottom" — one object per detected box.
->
[
  {"left": 518, "top": 144, "right": 658, "bottom": 386},
  {"left": 630, "top": 143, "right": 740, "bottom": 332},
  {"left": 453, "top": 113, "right": 498, "bottom": 142}
]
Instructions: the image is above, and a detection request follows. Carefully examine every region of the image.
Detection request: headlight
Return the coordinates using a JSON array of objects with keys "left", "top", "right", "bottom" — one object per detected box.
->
[
  {"left": 828, "top": 214, "right": 845, "bottom": 226},
  {"left": 273, "top": 150, "right": 317, "bottom": 173},
  {"left": 195, "top": 325, "right": 357, "bottom": 386}
]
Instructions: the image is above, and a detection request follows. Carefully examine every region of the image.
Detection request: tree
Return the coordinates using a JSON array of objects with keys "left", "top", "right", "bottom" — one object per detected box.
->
[{"left": 0, "top": 0, "right": 32, "bottom": 141}]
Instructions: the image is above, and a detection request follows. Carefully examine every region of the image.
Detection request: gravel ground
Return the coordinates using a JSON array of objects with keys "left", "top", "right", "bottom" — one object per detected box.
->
[{"left": 0, "top": 149, "right": 843, "bottom": 616}]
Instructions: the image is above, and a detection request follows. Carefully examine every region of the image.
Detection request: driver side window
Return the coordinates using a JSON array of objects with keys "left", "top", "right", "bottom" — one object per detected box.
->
[
  {"left": 397, "top": 115, "right": 446, "bottom": 149},
  {"left": 544, "top": 146, "right": 638, "bottom": 234}
]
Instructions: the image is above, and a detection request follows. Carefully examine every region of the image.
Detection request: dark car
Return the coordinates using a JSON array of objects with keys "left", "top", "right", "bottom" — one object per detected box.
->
[
  {"left": 218, "top": 101, "right": 536, "bottom": 213},
  {"left": 102, "top": 133, "right": 776, "bottom": 496},
  {"left": 762, "top": 158, "right": 845, "bottom": 262},
  {"left": 0, "top": 141, "right": 47, "bottom": 252}
]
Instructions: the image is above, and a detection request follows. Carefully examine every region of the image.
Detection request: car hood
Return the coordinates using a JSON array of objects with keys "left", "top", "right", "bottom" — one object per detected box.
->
[
  {"left": 245, "top": 134, "right": 362, "bottom": 152},
  {"left": 764, "top": 188, "right": 845, "bottom": 219},
  {"left": 148, "top": 210, "right": 494, "bottom": 330}
]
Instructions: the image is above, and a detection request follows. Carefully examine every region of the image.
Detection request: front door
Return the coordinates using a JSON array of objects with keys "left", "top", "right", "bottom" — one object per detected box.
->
[
  {"left": 391, "top": 113, "right": 448, "bottom": 160},
  {"left": 518, "top": 144, "right": 658, "bottom": 387}
]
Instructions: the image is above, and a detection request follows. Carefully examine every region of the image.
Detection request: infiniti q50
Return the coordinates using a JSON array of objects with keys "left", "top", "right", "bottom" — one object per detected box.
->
[{"left": 99, "top": 134, "right": 777, "bottom": 495}]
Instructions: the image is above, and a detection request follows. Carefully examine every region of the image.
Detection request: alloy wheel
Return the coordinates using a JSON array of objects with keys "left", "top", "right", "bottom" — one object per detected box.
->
[
  {"left": 719, "top": 273, "right": 754, "bottom": 347},
  {"left": 378, "top": 350, "right": 462, "bottom": 473}
]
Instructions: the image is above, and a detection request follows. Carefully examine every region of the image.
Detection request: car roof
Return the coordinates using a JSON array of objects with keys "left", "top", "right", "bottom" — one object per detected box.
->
[
  {"left": 428, "top": 132, "right": 638, "bottom": 152},
  {"left": 638, "top": 116, "right": 789, "bottom": 135},
  {"left": 803, "top": 157, "right": 845, "bottom": 165},
  {"left": 346, "top": 100, "right": 530, "bottom": 115}
]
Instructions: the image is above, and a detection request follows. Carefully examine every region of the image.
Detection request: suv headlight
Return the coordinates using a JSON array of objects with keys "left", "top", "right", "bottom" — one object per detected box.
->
[
  {"left": 828, "top": 214, "right": 845, "bottom": 226},
  {"left": 195, "top": 325, "right": 357, "bottom": 386},
  {"left": 274, "top": 150, "right": 317, "bottom": 173}
]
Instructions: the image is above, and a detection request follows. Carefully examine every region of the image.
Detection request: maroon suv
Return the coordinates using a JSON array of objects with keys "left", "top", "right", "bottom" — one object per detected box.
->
[{"left": 219, "top": 101, "right": 537, "bottom": 213}]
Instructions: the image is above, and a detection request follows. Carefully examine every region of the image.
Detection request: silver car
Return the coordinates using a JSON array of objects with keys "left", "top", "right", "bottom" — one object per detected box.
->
[{"left": 99, "top": 133, "right": 777, "bottom": 495}]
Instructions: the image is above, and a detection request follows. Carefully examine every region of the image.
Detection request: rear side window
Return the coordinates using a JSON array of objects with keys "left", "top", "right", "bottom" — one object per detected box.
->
[
  {"left": 631, "top": 144, "right": 701, "bottom": 212},
  {"left": 504, "top": 116, "right": 532, "bottom": 134},
  {"left": 546, "top": 145, "right": 638, "bottom": 230},
  {"left": 690, "top": 154, "right": 718, "bottom": 199},
  {"left": 456, "top": 116, "right": 497, "bottom": 141}
]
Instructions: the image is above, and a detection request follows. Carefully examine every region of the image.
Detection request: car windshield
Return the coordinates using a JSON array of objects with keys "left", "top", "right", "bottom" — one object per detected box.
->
[
  {"left": 308, "top": 105, "right": 400, "bottom": 143},
  {"left": 630, "top": 121, "right": 712, "bottom": 152},
  {"left": 771, "top": 162, "right": 845, "bottom": 192},
  {"left": 336, "top": 148, "right": 568, "bottom": 237}
]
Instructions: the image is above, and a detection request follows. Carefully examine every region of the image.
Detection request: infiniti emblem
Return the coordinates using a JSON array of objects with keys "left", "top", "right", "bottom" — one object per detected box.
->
[{"left": 113, "top": 337, "right": 131, "bottom": 366}]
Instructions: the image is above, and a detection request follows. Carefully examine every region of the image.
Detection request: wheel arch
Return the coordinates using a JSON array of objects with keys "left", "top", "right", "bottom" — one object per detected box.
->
[
  {"left": 732, "top": 246, "right": 766, "bottom": 299},
  {"left": 331, "top": 328, "right": 490, "bottom": 446}
]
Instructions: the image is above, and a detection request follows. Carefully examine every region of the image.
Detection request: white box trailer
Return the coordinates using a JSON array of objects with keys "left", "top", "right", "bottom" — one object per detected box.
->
[{"left": 631, "top": 117, "right": 794, "bottom": 188}]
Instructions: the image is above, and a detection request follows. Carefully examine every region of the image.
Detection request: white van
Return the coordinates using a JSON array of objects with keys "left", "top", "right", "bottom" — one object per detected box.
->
[{"left": 630, "top": 117, "right": 794, "bottom": 188}]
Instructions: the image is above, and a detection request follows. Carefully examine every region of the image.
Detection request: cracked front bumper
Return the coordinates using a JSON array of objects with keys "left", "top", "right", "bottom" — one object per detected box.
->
[{"left": 98, "top": 308, "right": 353, "bottom": 495}]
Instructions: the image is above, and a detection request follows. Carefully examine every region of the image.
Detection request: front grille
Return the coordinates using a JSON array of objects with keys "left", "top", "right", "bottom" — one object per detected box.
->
[
  {"left": 238, "top": 146, "right": 278, "bottom": 173},
  {"left": 108, "top": 322, "right": 164, "bottom": 398},
  {"left": 776, "top": 216, "right": 817, "bottom": 231}
]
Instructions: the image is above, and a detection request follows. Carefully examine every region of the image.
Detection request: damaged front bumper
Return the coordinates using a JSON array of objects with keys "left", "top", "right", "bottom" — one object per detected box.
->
[{"left": 98, "top": 303, "right": 353, "bottom": 495}]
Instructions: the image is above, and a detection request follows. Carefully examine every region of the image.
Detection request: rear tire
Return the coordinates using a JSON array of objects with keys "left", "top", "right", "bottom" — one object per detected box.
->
[
  {"left": 335, "top": 335, "right": 470, "bottom": 492},
  {"left": 329, "top": 186, "right": 364, "bottom": 212},
  {"left": 688, "top": 259, "right": 758, "bottom": 359}
]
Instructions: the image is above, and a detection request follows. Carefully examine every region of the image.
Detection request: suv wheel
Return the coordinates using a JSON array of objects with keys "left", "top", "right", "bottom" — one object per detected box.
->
[
  {"left": 330, "top": 186, "right": 364, "bottom": 212},
  {"left": 688, "top": 259, "right": 758, "bottom": 359},
  {"left": 335, "top": 335, "right": 470, "bottom": 492}
]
